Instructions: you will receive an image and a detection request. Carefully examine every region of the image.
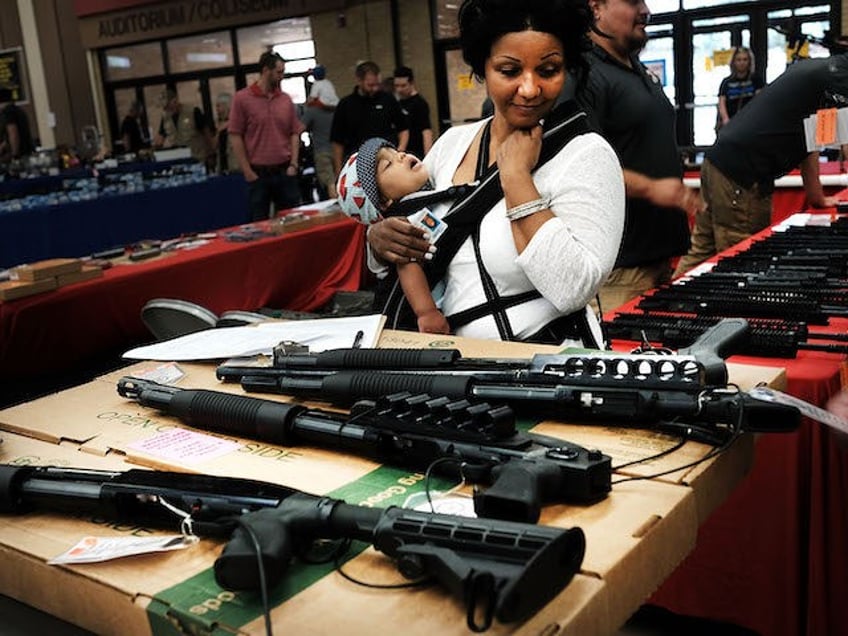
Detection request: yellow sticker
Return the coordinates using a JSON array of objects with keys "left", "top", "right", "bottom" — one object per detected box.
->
[
  {"left": 457, "top": 75, "right": 474, "bottom": 91},
  {"left": 713, "top": 49, "right": 733, "bottom": 67}
]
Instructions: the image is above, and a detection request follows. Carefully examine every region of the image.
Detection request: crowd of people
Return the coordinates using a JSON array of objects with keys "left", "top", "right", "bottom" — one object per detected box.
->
[
  {"left": 6, "top": 0, "right": 848, "bottom": 355},
  {"left": 334, "top": 0, "right": 848, "bottom": 351}
]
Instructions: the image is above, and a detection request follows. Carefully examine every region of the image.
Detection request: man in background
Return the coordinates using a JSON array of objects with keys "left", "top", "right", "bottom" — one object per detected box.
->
[
  {"left": 153, "top": 89, "right": 213, "bottom": 165},
  {"left": 119, "top": 100, "right": 148, "bottom": 155},
  {"left": 330, "top": 61, "right": 409, "bottom": 179},
  {"left": 565, "top": 0, "right": 701, "bottom": 311},
  {"left": 308, "top": 64, "right": 339, "bottom": 111},
  {"left": 301, "top": 64, "right": 338, "bottom": 199},
  {"left": 0, "top": 100, "right": 34, "bottom": 161},
  {"left": 675, "top": 54, "right": 848, "bottom": 275},
  {"left": 393, "top": 66, "right": 433, "bottom": 158},
  {"left": 229, "top": 52, "right": 304, "bottom": 221}
]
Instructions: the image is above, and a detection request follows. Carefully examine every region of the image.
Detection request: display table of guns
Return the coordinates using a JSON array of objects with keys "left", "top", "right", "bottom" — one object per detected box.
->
[
  {"left": 0, "top": 326, "right": 794, "bottom": 635},
  {"left": 605, "top": 215, "right": 848, "bottom": 358}
]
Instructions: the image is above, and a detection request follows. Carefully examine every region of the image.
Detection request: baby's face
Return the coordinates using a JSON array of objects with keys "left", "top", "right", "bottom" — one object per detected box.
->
[{"left": 375, "top": 147, "right": 430, "bottom": 207}]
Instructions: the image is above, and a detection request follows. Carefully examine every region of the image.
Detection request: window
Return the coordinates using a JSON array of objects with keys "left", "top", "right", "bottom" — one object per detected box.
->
[
  {"left": 683, "top": 0, "right": 748, "bottom": 9},
  {"left": 433, "top": 0, "right": 460, "bottom": 40},
  {"left": 167, "top": 31, "right": 233, "bottom": 73},
  {"left": 237, "top": 18, "right": 312, "bottom": 66},
  {"left": 103, "top": 42, "right": 163, "bottom": 81},
  {"left": 650, "top": 0, "right": 681, "bottom": 14}
]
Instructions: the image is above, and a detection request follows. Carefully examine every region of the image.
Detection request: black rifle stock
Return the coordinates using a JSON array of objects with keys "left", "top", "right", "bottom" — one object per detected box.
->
[
  {"left": 116, "top": 377, "right": 612, "bottom": 522},
  {"left": 0, "top": 463, "right": 585, "bottom": 631}
]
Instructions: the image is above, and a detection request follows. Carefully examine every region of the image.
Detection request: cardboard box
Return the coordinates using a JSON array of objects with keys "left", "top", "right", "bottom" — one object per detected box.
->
[
  {"left": 13, "top": 258, "right": 82, "bottom": 282},
  {"left": 56, "top": 265, "right": 104, "bottom": 287},
  {"left": 0, "top": 428, "right": 614, "bottom": 636},
  {"left": 0, "top": 331, "right": 786, "bottom": 635},
  {"left": 0, "top": 277, "right": 57, "bottom": 302},
  {"left": 0, "top": 328, "right": 783, "bottom": 635}
]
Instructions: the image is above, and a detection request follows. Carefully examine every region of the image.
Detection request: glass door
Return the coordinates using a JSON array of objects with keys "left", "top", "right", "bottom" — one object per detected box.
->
[
  {"left": 690, "top": 15, "right": 750, "bottom": 147},
  {"left": 644, "top": 2, "right": 832, "bottom": 152},
  {"left": 765, "top": 8, "right": 832, "bottom": 83}
]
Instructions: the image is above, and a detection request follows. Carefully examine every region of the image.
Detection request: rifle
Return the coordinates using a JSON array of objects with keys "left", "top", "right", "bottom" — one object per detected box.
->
[
  {"left": 0, "top": 463, "right": 585, "bottom": 632},
  {"left": 606, "top": 312, "right": 848, "bottom": 359},
  {"left": 673, "top": 272, "right": 848, "bottom": 309},
  {"left": 117, "top": 377, "right": 612, "bottom": 522},
  {"left": 215, "top": 322, "right": 800, "bottom": 435},
  {"left": 220, "top": 316, "right": 748, "bottom": 389}
]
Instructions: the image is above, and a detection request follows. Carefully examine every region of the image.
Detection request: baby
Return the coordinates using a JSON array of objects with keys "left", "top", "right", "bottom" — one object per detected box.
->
[{"left": 336, "top": 137, "right": 449, "bottom": 334}]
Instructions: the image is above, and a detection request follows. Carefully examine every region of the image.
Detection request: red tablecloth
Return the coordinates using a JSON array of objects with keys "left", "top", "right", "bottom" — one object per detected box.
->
[
  {"left": 605, "top": 214, "right": 848, "bottom": 636},
  {"left": 0, "top": 216, "right": 366, "bottom": 382}
]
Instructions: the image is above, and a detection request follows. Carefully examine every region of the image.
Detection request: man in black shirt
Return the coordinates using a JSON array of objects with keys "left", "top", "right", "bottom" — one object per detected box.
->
[
  {"left": 330, "top": 61, "right": 409, "bottom": 179},
  {"left": 675, "top": 54, "right": 848, "bottom": 274},
  {"left": 565, "top": 0, "right": 700, "bottom": 311},
  {"left": 119, "top": 101, "right": 148, "bottom": 154},
  {"left": 0, "top": 101, "right": 35, "bottom": 160},
  {"left": 393, "top": 66, "right": 433, "bottom": 159}
]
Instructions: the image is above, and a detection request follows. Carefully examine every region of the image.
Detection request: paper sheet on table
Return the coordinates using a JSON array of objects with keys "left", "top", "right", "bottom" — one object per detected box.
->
[{"left": 123, "top": 314, "right": 385, "bottom": 360}]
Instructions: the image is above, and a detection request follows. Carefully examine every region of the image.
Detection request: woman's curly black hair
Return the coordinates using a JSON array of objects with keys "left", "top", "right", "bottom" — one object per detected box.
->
[{"left": 458, "top": 0, "right": 593, "bottom": 80}]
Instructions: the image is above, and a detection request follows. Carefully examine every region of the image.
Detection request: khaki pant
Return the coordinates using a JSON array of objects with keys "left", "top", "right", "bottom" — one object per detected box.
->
[
  {"left": 596, "top": 260, "right": 673, "bottom": 314},
  {"left": 314, "top": 151, "right": 336, "bottom": 198},
  {"left": 674, "top": 158, "right": 772, "bottom": 276}
]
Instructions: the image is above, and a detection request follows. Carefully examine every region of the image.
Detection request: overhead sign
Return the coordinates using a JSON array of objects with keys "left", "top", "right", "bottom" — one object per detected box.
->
[{"left": 78, "top": 0, "right": 344, "bottom": 48}]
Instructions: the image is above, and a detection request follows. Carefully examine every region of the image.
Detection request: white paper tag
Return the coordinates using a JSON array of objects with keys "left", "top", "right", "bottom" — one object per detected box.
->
[
  {"left": 748, "top": 386, "right": 848, "bottom": 435},
  {"left": 49, "top": 534, "right": 197, "bottom": 565},
  {"left": 130, "top": 362, "right": 185, "bottom": 385}
]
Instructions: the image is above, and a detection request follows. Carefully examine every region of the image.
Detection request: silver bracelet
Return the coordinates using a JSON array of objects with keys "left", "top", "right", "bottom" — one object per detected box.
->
[{"left": 505, "top": 197, "right": 550, "bottom": 221}]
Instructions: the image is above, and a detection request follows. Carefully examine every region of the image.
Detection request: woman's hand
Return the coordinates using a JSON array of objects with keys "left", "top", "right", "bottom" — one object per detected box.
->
[
  {"left": 496, "top": 124, "right": 543, "bottom": 185},
  {"left": 367, "top": 217, "right": 434, "bottom": 264}
]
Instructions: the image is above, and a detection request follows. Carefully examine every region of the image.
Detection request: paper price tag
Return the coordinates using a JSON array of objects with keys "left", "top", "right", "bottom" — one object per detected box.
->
[
  {"left": 49, "top": 535, "right": 197, "bottom": 565},
  {"left": 815, "top": 108, "right": 838, "bottom": 147},
  {"left": 748, "top": 386, "right": 848, "bottom": 435}
]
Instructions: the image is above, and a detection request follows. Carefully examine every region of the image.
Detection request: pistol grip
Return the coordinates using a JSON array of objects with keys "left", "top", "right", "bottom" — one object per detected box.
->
[
  {"left": 214, "top": 508, "right": 293, "bottom": 590},
  {"left": 474, "top": 463, "right": 557, "bottom": 523}
]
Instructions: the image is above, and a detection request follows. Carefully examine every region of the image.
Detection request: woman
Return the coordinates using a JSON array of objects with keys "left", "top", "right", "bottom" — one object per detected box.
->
[
  {"left": 368, "top": 0, "right": 624, "bottom": 348},
  {"left": 214, "top": 93, "right": 239, "bottom": 174},
  {"left": 716, "top": 47, "right": 763, "bottom": 130}
]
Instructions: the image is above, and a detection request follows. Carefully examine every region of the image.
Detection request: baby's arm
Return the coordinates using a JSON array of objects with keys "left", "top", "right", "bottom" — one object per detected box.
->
[{"left": 397, "top": 262, "right": 450, "bottom": 334}]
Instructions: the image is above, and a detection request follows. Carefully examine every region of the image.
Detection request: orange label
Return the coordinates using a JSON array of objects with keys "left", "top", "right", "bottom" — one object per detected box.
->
[{"left": 815, "top": 108, "right": 838, "bottom": 146}]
